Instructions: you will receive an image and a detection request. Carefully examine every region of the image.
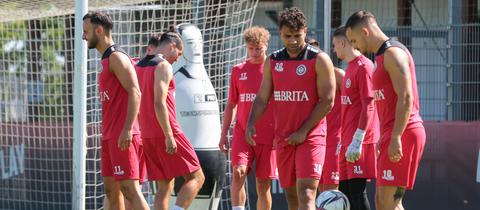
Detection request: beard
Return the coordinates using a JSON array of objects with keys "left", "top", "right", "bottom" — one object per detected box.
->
[{"left": 87, "top": 34, "right": 98, "bottom": 49}]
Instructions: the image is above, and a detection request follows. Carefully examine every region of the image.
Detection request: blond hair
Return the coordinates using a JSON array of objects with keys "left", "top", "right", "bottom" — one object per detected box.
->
[{"left": 243, "top": 26, "right": 270, "bottom": 46}]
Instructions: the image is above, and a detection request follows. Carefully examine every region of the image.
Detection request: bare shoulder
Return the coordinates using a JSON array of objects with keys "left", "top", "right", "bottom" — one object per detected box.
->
[{"left": 384, "top": 47, "right": 408, "bottom": 64}]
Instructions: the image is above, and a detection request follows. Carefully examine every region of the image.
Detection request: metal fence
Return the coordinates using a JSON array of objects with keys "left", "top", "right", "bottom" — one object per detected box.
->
[{"left": 265, "top": 0, "right": 480, "bottom": 121}]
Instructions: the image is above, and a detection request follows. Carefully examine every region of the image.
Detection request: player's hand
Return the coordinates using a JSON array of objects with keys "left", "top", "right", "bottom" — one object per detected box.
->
[
  {"left": 345, "top": 139, "right": 362, "bottom": 163},
  {"left": 165, "top": 135, "right": 177, "bottom": 154},
  {"left": 388, "top": 135, "right": 402, "bottom": 162},
  {"left": 345, "top": 129, "right": 366, "bottom": 163},
  {"left": 245, "top": 124, "right": 257, "bottom": 146},
  {"left": 118, "top": 129, "right": 132, "bottom": 151},
  {"left": 286, "top": 130, "right": 307, "bottom": 146},
  {"left": 219, "top": 135, "right": 229, "bottom": 154}
]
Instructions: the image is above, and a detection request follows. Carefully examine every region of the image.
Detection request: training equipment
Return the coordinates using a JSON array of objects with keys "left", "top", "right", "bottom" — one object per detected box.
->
[
  {"left": 0, "top": 0, "right": 258, "bottom": 209},
  {"left": 316, "top": 190, "right": 350, "bottom": 210}
]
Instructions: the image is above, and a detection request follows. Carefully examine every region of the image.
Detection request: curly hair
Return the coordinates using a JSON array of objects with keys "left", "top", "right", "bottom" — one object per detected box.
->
[
  {"left": 243, "top": 26, "right": 270, "bottom": 46},
  {"left": 278, "top": 7, "right": 307, "bottom": 31}
]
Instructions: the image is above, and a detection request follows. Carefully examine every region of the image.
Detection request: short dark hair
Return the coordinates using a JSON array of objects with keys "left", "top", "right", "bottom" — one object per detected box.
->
[
  {"left": 278, "top": 7, "right": 307, "bottom": 31},
  {"left": 333, "top": 26, "right": 347, "bottom": 38},
  {"left": 148, "top": 26, "right": 183, "bottom": 49},
  {"left": 83, "top": 12, "right": 113, "bottom": 34},
  {"left": 345, "top": 10, "right": 376, "bottom": 29}
]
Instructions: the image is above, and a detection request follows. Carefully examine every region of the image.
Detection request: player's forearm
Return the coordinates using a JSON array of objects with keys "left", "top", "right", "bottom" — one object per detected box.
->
[
  {"left": 221, "top": 103, "right": 236, "bottom": 137},
  {"left": 391, "top": 93, "right": 413, "bottom": 137},
  {"left": 122, "top": 89, "right": 141, "bottom": 131},
  {"left": 154, "top": 101, "right": 174, "bottom": 137},
  {"left": 357, "top": 98, "right": 375, "bottom": 130},
  {"left": 298, "top": 98, "right": 333, "bottom": 134},
  {"left": 246, "top": 97, "right": 267, "bottom": 128}
]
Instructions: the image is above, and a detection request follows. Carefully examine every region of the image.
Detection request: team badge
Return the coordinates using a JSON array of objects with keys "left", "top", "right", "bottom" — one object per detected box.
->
[
  {"left": 296, "top": 64, "right": 307, "bottom": 76},
  {"left": 275, "top": 62, "right": 284, "bottom": 72},
  {"left": 345, "top": 78, "right": 351, "bottom": 88}
]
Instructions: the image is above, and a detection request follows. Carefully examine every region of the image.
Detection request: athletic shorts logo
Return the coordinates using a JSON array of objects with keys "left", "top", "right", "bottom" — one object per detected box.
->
[
  {"left": 345, "top": 78, "right": 351, "bottom": 88},
  {"left": 114, "top": 166, "right": 125, "bottom": 176},
  {"left": 275, "top": 62, "right": 284, "bottom": 72},
  {"left": 331, "top": 171, "right": 339, "bottom": 181},
  {"left": 296, "top": 64, "right": 307, "bottom": 76},
  {"left": 382, "top": 170, "right": 395, "bottom": 181},
  {"left": 353, "top": 165, "right": 364, "bottom": 175}
]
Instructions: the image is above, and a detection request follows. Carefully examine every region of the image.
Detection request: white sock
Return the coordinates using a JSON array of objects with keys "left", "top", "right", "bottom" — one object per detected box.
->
[
  {"left": 232, "top": 206, "right": 245, "bottom": 210},
  {"left": 172, "top": 205, "right": 185, "bottom": 210}
]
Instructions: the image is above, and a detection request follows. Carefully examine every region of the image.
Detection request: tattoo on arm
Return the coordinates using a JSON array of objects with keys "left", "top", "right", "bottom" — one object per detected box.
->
[{"left": 393, "top": 187, "right": 405, "bottom": 202}]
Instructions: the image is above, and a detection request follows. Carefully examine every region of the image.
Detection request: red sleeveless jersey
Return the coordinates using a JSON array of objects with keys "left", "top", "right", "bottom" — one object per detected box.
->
[
  {"left": 269, "top": 45, "right": 327, "bottom": 148},
  {"left": 135, "top": 54, "right": 183, "bottom": 138},
  {"left": 228, "top": 60, "right": 274, "bottom": 144},
  {"left": 373, "top": 39, "right": 423, "bottom": 133},
  {"left": 326, "top": 89, "right": 341, "bottom": 147},
  {"left": 99, "top": 45, "right": 140, "bottom": 140},
  {"left": 341, "top": 55, "right": 379, "bottom": 145}
]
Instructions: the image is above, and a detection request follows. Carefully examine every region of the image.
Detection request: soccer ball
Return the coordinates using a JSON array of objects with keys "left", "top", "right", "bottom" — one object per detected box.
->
[{"left": 316, "top": 190, "right": 350, "bottom": 210}]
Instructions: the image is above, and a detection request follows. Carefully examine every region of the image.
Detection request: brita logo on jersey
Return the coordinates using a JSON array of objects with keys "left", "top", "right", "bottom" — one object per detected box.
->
[
  {"left": 240, "top": 93, "right": 256, "bottom": 102},
  {"left": 374, "top": 89, "right": 386, "bottom": 101},
  {"left": 273, "top": 91, "right": 309, "bottom": 102},
  {"left": 99, "top": 91, "right": 110, "bottom": 101},
  {"left": 341, "top": 96, "right": 352, "bottom": 105}
]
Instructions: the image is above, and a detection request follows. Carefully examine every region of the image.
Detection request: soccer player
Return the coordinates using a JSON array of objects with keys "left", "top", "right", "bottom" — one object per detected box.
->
[
  {"left": 135, "top": 32, "right": 205, "bottom": 210},
  {"left": 345, "top": 11, "right": 426, "bottom": 210},
  {"left": 332, "top": 25, "right": 379, "bottom": 210},
  {"left": 82, "top": 12, "right": 149, "bottom": 210},
  {"left": 246, "top": 7, "right": 336, "bottom": 210},
  {"left": 304, "top": 37, "right": 344, "bottom": 192},
  {"left": 218, "top": 26, "right": 276, "bottom": 210}
]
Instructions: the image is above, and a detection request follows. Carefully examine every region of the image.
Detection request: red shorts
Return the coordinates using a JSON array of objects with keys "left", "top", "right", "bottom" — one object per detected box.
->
[
  {"left": 101, "top": 135, "right": 142, "bottom": 181},
  {"left": 276, "top": 141, "right": 325, "bottom": 188},
  {"left": 339, "top": 143, "right": 377, "bottom": 180},
  {"left": 231, "top": 130, "right": 277, "bottom": 179},
  {"left": 319, "top": 145, "right": 339, "bottom": 185},
  {"left": 143, "top": 133, "right": 201, "bottom": 180},
  {"left": 377, "top": 127, "right": 426, "bottom": 190},
  {"left": 137, "top": 140, "right": 147, "bottom": 183}
]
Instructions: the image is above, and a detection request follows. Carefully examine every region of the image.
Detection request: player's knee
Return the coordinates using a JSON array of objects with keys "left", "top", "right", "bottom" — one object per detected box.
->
[
  {"left": 194, "top": 170, "right": 205, "bottom": 186},
  {"left": 256, "top": 179, "right": 271, "bottom": 195},
  {"left": 119, "top": 181, "right": 136, "bottom": 198},
  {"left": 297, "top": 187, "right": 316, "bottom": 202},
  {"left": 233, "top": 165, "right": 247, "bottom": 180}
]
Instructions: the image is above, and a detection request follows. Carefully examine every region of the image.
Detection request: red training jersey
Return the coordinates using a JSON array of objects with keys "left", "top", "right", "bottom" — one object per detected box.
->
[
  {"left": 326, "top": 89, "right": 341, "bottom": 147},
  {"left": 99, "top": 45, "right": 140, "bottom": 140},
  {"left": 269, "top": 45, "right": 327, "bottom": 148},
  {"left": 135, "top": 54, "right": 183, "bottom": 138},
  {"left": 373, "top": 39, "right": 423, "bottom": 133},
  {"left": 341, "top": 55, "right": 379, "bottom": 146},
  {"left": 228, "top": 60, "right": 274, "bottom": 145}
]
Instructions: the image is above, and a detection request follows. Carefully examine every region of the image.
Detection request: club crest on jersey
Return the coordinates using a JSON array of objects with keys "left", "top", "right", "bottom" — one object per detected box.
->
[
  {"left": 239, "top": 72, "right": 247, "bottom": 80},
  {"left": 345, "top": 78, "right": 351, "bottom": 88},
  {"left": 275, "top": 62, "right": 284, "bottom": 72},
  {"left": 296, "top": 64, "right": 307, "bottom": 76}
]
